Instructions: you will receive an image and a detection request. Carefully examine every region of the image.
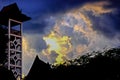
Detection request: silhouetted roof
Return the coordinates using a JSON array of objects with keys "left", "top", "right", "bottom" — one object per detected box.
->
[
  {"left": 0, "top": 3, "right": 31, "bottom": 27},
  {"left": 25, "top": 55, "right": 51, "bottom": 80}
]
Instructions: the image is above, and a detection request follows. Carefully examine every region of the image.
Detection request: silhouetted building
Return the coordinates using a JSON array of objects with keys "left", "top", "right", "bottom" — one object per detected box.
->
[
  {"left": 0, "top": 3, "right": 31, "bottom": 80},
  {"left": 25, "top": 56, "right": 51, "bottom": 80}
]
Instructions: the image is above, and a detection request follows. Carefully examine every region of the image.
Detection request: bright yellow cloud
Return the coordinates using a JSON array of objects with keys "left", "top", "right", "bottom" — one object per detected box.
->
[
  {"left": 22, "top": 37, "right": 36, "bottom": 57},
  {"left": 42, "top": 31, "right": 72, "bottom": 65}
]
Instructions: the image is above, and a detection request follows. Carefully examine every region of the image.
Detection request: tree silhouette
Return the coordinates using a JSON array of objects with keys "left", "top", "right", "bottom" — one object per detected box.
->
[{"left": 25, "top": 47, "right": 120, "bottom": 80}]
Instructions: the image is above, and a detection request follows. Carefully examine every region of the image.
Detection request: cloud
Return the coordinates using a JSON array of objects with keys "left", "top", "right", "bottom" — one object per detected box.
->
[
  {"left": 87, "top": 8, "right": 120, "bottom": 40},
  {"left": 80, "top": 1, "right": 113, "bottom": 16},
  {"left": 41, "top": 31, "right": 72, "bottom": 65},
  {"left": 3, "top": 0, "right": 118, "bottom": 75},
  {"left": 37, "top": 1, "right": 120, "bottom": 65},
  {"left": 23, "top": 21, "right": 47, "bottom": 34},
  {"left": 22, "top": 33, "right": 47, "bottom": 75},
  {"left": 2, "top": 0, "right": 120, "bottom": 37},
  {"left": 22, "top": 36, "right": 37, "bottom": 75},
  {"left": 22, "top": 0, "right": 112, "bottom": 34},
  {"left": 79, "top": 0, "right": 120, "bottom": 40}
]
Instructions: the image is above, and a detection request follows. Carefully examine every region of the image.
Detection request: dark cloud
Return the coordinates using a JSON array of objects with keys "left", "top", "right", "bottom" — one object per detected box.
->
[
  {"left": 2, "top": 0, "right": 107, "bottom": 34},
  {"left": 31, "top": 38, "right": 47, "bottom": 52},
  {"left": 1, "top": 0, "right": 120, "bottom": 39},
  {"left": 23, "top": 20, "right": 47, "bottom": 34},
  {"left": 49, "top": 51, "right": 58, "bottom": 63},
  {"left": 5, "top": 0, "right": 89, "bottom": 18},
  {"left": 87, "top": 12, "right": 114, "bottom": 37},
  {"left": 18, "top": 0, "right": 102, "bottom": 34},
  {"left": 85, "top": 0, "right": 120, "bottom": 40},
  {"left": 23, "top": 0, "right": 120, "bottom": 36},
  {"left": 107, "top": 0, "right": 120, "bottom": 8}
]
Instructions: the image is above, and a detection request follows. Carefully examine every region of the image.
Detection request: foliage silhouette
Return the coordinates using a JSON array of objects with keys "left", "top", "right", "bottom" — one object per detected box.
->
[{"left": 25, "top": 47, "right": 120, "bottom": 80}]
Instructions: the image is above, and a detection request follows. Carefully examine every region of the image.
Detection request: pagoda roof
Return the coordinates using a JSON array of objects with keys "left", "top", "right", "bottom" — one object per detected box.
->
[{"left": 0, "top": 3, "right": 31, "bottom": 27}]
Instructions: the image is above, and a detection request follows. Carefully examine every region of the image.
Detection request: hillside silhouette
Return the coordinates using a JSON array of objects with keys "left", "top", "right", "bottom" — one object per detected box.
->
[{"left": 25, "top": 47, "right": 120, "bottom": 80}]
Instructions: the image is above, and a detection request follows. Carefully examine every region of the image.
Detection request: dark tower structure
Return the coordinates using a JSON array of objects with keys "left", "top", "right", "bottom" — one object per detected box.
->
[{"left": 0, "top": 3, "right": 31, "bottom": 80}]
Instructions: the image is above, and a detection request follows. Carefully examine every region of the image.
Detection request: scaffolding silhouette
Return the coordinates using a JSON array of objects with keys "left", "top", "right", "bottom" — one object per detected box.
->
[{"left": 0, "top": 3, "right": 31, "bottom": 80}]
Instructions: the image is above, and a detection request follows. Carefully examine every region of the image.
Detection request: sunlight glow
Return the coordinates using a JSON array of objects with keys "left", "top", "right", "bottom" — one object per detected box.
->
[{"left": 43, "top": 31, "right": 72, "bottom": 65}]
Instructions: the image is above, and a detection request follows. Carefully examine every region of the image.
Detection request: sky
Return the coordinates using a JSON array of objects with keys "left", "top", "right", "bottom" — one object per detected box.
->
[{"left": 0, "top": 0, "right": 120, "bottom": 75}]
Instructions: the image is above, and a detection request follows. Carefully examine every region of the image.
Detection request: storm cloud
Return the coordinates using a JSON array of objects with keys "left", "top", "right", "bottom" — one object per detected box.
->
[
  {"left": 19, "top": 0, "right": 120, "bottom": 40},
  {"left": 1, "top": 0, "right": 120, "bottom": 75}
]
